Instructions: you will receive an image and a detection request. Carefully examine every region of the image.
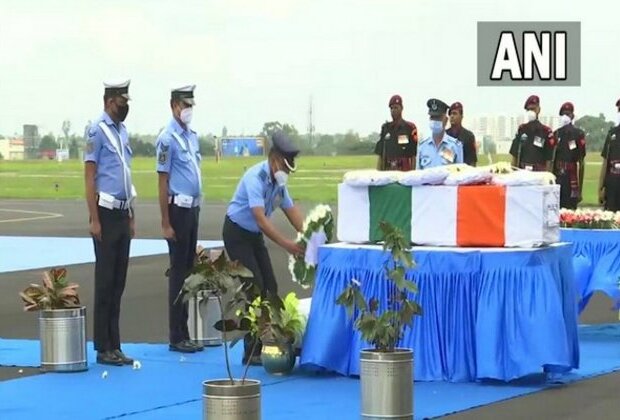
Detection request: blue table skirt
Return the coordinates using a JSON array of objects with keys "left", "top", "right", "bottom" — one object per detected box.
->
[
  {"left": 560, "top": 228, "right": 620, "bottom": 312},
  {"left": 300, "top": 243, "right": 580, "bottom": 383}
]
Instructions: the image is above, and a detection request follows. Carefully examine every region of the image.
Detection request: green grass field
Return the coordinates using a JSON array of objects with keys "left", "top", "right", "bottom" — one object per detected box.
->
[{"left": 0, "top": 154, "right": 606, "bottom": 205}]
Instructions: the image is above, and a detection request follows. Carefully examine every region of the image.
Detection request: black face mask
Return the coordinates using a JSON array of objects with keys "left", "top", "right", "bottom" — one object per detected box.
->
[{"left": 116, "top": 104, "right": 129, "bottom": 122}]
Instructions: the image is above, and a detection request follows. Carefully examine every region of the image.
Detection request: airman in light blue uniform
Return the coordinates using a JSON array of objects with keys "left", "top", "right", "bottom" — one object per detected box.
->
[
  {"left": 223, "top": 131, "right": 305, "bottom": 365},
  {"left": 83, "top": 79, "right": 135, "bottom": 367},
  {"left": 155, "top": 84, "right": 205, "bottom": 354},
  {"left": 416, "top": 98, "right": 464, "bottom": 170}
]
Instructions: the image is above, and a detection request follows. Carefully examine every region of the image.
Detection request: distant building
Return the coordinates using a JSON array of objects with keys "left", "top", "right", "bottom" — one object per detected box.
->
[
  {"left": 23, "top": 124, "right": 40, "bottom": 159},
  {"left": 0, "top": 138, "right": 25, "bottom": 160},
  {"left": 220, "top": 136, "right": 266, "bottom": 157}
]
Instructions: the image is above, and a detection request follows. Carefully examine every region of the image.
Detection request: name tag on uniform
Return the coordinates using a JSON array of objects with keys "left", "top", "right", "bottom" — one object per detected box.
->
[
  {"left": 397, "top": 135, "right": 408, "bottom": 144},
  {"left": 533, "top": 136, "right": 544, "bottom": 148},
  {"left": 440, "top": 147, "right": 455, "bottom": 163},
  {"left": 525, "top": 165, "right": 533, "bottom": 171},
  {"left": 568, "top": 140, "right": 577, "bottom": 150},
  {"left": 98, "top": 192, "right": 115, "bottom": 210},
  {"left": 175, "top": 194, "right": 194, "bottom": 208}
]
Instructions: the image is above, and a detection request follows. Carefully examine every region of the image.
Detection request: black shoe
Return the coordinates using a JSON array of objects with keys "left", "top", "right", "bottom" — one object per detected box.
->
[
  {"left": 113, "top": 349, "right": 134, "bottom": 365},
  {"left": 97, "top": 351, "right": 123, "bottom": 366},
  {"left": 169, "top": 340, "right": 197, "bottom": 353},
  {"left": 188, "top": 341, "right": 204, "bottom": 352}
]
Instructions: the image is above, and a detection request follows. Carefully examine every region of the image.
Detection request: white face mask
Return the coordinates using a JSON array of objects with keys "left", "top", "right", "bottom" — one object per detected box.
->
[
  {"left": 180, "top": 107, "right": 193, "bottom": 124},
  {"left": 559, "top": 114, "right": 572, "bottom": 128},
  {"left": 526, "top": 110, "right": 537, "bottom": 122},
  {"left": 429, "top": 120, "right": 444, "bottom": 135},
  {"left": 274, "top": 170, "right": 288, "bottom": 186}
]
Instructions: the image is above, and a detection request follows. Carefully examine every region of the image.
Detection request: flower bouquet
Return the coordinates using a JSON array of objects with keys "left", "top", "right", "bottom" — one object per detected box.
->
[
  {"left": 560, "top": 208, "right": 620, "bottom": 229},
  {"left": 288, "top": 204, "right": 334, "bottom": 289}
]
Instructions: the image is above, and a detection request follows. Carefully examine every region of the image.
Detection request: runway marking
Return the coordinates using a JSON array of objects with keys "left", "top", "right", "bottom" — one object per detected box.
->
[{"left": 0, "top": 209, "right": 63, "bottom": 223}]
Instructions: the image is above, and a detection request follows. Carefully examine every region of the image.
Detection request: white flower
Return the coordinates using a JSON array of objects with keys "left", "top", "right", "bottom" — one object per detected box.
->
[
  {"left": 132, "top": 360, "right": 142, "bottom": 370},
  {"left": 101, "top": 371, "right": 108, "bottom": 379}
]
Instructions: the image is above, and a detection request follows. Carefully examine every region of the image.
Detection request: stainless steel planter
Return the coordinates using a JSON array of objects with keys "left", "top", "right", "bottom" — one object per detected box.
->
[
  {"left": 360, "top": 349, "right": 413, "bottom": 419},
  {"left": 39, "top": 307, "right": 87, "bottom": 372},
  {"left": 188, "top": 290, "right": 223, "bottom": 346},
  {"left": 203, "top": 379, "right": 261, "bottom": 420}
]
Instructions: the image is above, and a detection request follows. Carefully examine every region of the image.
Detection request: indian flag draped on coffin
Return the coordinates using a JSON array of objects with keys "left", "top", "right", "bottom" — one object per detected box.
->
[{"left": 337, "top": 182, "right": 560, "bottom": 247}]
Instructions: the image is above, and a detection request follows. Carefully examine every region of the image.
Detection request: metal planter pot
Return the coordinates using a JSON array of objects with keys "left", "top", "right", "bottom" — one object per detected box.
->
[
  {"left": 203, "top": 379, "right": 261, "bottom": 420},
  {"left": 188, "top": 290, "right": 223, "bottom": 346},
  {"left": 360, "top": 349, "right": 413, "bottom": 420},
  {"left": 39, "top": 307, "right": 87, "bottom": 372},
  {"left": 260, "top": 341, "right": 296, "bottom": 375}
]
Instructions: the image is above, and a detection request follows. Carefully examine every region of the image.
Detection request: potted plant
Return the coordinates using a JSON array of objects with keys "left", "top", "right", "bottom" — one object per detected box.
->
[
  {"left": 19, "top": 267, "right": 87, "bottom": 372},
  {"left": 336, "top": 222, "right": 422, "bottom": 419},
  {"left": 177, "top": 249, "right": 262, "bottom": 420},
  {"left": 240, "top": 292, "right": 306, "bottom": 376}
]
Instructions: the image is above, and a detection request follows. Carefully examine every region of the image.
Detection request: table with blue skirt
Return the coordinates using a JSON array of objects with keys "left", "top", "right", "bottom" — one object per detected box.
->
[
  {"left": 300, "top": 242, "right": 580, "bottom": 383},
  {"left": 561, "top": 228, "right": 620, "bottom": 312}
]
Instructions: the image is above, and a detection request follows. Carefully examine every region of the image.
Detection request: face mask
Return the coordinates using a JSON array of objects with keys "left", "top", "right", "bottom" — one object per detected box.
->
[
  {"left": 180, "top": 107, "right": 193, "bottom": 124},
  {"left": 274, "top": 170, "right": 288, "bottom": 186},
  {"left": 559, "top": 114, "right": 572, "bottom": 128},
  {"left": 116, "top": 104, "right": 129, "bottom": 122},
  {"left": 429, "top": 120, "right": 444, "bottom": 135},
  {"left": 526, "top": 110, "right": 537, "bottom": 122}
]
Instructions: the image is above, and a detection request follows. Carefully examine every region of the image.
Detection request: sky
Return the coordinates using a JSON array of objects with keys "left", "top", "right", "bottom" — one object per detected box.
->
[{"left": 0, "top": 0, "right": 618, "bottom": 138}]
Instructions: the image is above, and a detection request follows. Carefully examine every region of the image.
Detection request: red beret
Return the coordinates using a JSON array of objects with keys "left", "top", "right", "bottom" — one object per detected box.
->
[
  {"left": 449, "top": 102, "right": 463, "bottom": 113},
  {"left": 524, "top": 95, "right": 540, "bottom": 109},
  {"left": 559, "top": 102, "right": 574, "bottom": 116},
  {"left": 389, "top": 95, "right": 403, "bottom": 107}
]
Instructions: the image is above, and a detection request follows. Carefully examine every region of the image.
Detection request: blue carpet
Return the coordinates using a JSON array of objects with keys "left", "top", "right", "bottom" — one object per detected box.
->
[
  {"left": 1, "top": 324, "right": 620, "bottom": 420},
  {"left": 0, "top": 236, "right": 223, "bottom": 273}
]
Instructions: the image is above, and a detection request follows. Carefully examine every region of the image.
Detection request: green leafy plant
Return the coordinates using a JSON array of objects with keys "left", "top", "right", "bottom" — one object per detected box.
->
[
  {"left": 177, "top": 248, "right": 257, "bottom": 385},
  {"left": 241, "top": 292, "right": 306, "bottom": 348},
  {"left": 336, "top": 222, "right": 422, "bottom": 352},
  {"left": 19, "top": 268, "right": 81, "bottom": 311}
]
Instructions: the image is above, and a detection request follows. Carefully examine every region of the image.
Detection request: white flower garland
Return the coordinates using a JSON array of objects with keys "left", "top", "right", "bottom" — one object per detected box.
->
[{"left": 289, "top": 204, "right": 334, "bottom": 289}]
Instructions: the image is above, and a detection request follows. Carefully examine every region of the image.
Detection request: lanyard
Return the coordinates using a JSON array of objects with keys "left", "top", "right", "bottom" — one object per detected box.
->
[
  {"left": 171, "top": 131, "right": 202, "bottom": 191},
  {"left": 98, "top": 121, "right": 132, "bottom": 199}
]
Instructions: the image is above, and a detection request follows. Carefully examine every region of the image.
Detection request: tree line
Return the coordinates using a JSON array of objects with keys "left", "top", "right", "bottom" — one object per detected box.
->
[{"left": 8, "top": 114, "right": 614, "bottom": 160}]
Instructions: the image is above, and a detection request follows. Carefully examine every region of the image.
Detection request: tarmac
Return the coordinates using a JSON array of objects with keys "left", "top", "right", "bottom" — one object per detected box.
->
[{"left": 0, "top": 198, "right": 619, "bottom": 419}]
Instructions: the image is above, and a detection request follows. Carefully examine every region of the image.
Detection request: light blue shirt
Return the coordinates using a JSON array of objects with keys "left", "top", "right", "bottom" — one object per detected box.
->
[
  {"left": 155, "top": 118, "right": 202, "bottom": 198},
  {"left": 416, "top": 132, "right": 464, "bottom": 170},
  {"left": 227, "top": 161, "right": 294, "bottom": 233},
  {"left": 83, "top": 112, "right": 133, "bottom": 200}
]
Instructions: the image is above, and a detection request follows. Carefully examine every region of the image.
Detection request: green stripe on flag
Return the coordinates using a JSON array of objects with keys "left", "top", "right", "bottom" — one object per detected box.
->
[{"left": 369, "top": 184, "right": 412, "bottom": 243}]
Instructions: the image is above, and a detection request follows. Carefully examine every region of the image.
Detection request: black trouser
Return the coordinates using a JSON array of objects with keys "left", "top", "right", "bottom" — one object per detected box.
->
[
  {"left": 222, "top": 215, "right": 278, "bottom": 358},
  {"left": 93, "top": 207, "right": 131, "bottom": 352},
  {"left": 557, "top": 174, "right": 578, "bottom": 210},
  {"left": 605, "top": 180, "right": 620, "bottom": 212},
  {"left": 167, "top": 204, "right": 200, "bottom": 344},
  {"left": 222, "top": 215, "right": 278, "bottom": 295}
]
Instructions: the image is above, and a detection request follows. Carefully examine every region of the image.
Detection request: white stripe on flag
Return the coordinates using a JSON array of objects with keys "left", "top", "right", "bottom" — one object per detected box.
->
[
  {"left": 337, "top": 183, "right": 370, "bottom": 243},
  {"left": 505, "top": 185, "right": 559, "bottom": 247},
  {"left": 411, "top": 186, "right": 457, "bottom": 246}
]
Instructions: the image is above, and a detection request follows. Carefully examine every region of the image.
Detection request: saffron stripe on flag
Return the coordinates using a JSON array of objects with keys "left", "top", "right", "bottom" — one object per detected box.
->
[
  {"left": 456, "top": 185, "right": 506, "bottom": 247},
  {"left": 369, "top": 184, "right": 412, "bottom": 243}
]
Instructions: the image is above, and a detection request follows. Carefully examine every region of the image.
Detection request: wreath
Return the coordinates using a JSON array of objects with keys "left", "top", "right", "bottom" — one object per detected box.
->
[{"left": 288, "top": 204, "right": 334, "bottom": 289}]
